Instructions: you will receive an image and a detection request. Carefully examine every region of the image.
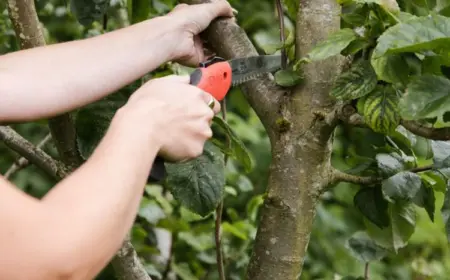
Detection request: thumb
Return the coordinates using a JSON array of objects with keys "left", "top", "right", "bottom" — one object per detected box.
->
[{"left": 160, "top": 74, "right": 191, "bottom": 84}]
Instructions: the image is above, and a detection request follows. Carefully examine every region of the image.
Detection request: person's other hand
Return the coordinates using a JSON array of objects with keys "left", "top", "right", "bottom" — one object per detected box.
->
[
  {"left": 165, "top": 1, "right": 234, "bottom": 66},
  {"left": 117, "top": 75, "right": 220, "bottom": 162}
]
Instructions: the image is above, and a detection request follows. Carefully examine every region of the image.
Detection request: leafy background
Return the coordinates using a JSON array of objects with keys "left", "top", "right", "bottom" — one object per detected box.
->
[{"left": 1, "top": 0, "right": 450, "bottom": 279}]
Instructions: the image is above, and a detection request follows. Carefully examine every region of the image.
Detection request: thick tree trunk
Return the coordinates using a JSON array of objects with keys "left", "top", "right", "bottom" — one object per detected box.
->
[
  {"left": 183, "top": 0, "right": 343, "bottom": 279},
  {"left": 247, "top": 1, "right": 343, "bottom": 278}
]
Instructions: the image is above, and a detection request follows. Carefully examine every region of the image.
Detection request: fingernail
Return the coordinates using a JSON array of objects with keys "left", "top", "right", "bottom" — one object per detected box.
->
[{"left": 232, "top": 7, "right": 238, "bottom": 15}]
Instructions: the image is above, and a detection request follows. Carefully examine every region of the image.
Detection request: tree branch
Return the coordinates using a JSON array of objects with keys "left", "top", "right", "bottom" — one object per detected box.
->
[
  {"left": 328, "top": 105, "right": 450, "bottom": 140},
  {"left": 7, "top": 0, "right": 83, "bottom": 169},
  {"left": 0, "top": 126, "right": 67, "bottom": 179},
  {"left": 181, "top": 0, "right": 287, "bottom": 140},
  {"left": 110, "top": 234, "right": 152, "bottom": 280},
  {"left": 329, "top": 164, "right": 434, "bottom": 187},
  {"left": 4, "top": 133, "right": 52, "bottom": 179},
  {"left": 6, "top": 0, "right": 148, "bottom": 278}
]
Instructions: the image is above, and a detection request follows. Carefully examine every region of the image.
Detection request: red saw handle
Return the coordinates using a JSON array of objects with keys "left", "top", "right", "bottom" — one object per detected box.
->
[{"left": 189, "top": 60, "right": 232, "bottom": 101}]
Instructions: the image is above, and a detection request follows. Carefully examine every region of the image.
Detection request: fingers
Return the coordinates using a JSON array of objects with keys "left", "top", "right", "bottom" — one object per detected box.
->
[{"left": 200, "top": 91, "right": 221, "bottom": 115}]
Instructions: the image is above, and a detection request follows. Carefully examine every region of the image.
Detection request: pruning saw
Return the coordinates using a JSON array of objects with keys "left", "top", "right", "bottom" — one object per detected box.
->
[{"left": 148, "top": 54, "right": 282, "bottom": 183}]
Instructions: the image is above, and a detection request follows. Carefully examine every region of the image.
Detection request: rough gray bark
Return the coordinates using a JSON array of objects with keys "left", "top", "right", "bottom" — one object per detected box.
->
[
  {"left": 5, "top": 1, "right": 151, "bottom": 279},
  {"left": 184, "top": 0, "right": 343, "bottom": 279},
  {"left": 0, "top": 126, "right": 67, "bottom": 179}
]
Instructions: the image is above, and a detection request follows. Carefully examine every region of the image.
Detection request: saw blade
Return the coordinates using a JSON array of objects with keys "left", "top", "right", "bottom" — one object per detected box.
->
[{"left": 229, "top": 55, "right": 282, "bottom": 86}]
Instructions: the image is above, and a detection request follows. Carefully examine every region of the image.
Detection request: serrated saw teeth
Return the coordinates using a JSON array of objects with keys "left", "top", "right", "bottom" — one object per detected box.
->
[{"left": 231, "top": 73, "right": 264, "bottom": 86}]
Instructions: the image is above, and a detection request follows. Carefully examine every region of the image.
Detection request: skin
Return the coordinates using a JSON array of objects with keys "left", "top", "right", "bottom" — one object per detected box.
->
[{"left": 0, "top": 1, "right": 234, "bottom": 279}]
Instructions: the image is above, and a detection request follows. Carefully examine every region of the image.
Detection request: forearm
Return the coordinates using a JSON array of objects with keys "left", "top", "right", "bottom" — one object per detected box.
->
[
  {"left": 0, "top": 16, "right": 178, "bottom": 122},
  {"left": 40, "top": 110, "right": 159, "bottom": 279}
]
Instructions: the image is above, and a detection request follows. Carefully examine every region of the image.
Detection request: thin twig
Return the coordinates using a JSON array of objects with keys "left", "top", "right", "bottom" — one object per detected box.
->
[
  {"left": 4, "top": 133, "right": 52, "bottom": 179},
  {"left": 215, "top": 100, "right": 228, "bottom": 280},
  {"left": 0, "top": 126, "right": 67, "bottom": 179},
  {"left": 275, "top": 0, "right": 287, "bottom": 68},
  {"left": 330, "top": 164, "right": 434, "bottom": 187},
  {"left": 364, "top": 262, "right": 369, "bottom": 280}
]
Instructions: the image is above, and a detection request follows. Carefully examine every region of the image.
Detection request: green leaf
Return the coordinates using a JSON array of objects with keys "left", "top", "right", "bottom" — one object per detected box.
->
[
  {"left": 412, "top": 180, "right": 436, "bottom": 221},
  {"left": 372, "top": 15, "right": 450, "bottom": 59},
  {"left": 365, "top": 201, "right": 416, "bottom": 251},
  {"left": 138, "top": 197, "right": 166, "bottom": 224},
  {"left": 382, "top": 171, "right": 422, "bottom": 202},
  {"left": 127, "top": 0, "right": 150, "bottom": 24},
  {"left": 144, "top": 263, "right": 162, "bottom": 279},
  {"left": 363, "top": 86, "right": 401, "bottom": 134},
  {"left": 211, "top": 116, "right": 253, "bottom": 172},
  {"left": 441, "top": 183, "right": 450, "bottom": 242},
  {"left": 282, "top": 0, "right": 299, "bottom": 21},
  {"left": 262, "top": 29, "right": 295, "bottom": 54},
  {"left": 75, "top": 93, "right": 127, "bottom": 159},
  {"left": 399, "top": 74, "right": 450, "bottom": 121},
  {"left": 165, "top": 141, "right": 225, "bottom": 217},
  {"left": 178, "top": 232, "right": 215, "bottom": 251},
  {"left": 171, "top": 261, "right": 197, "bottom": 280},
  {"left": 354, "top": 186, "right": 390, "bottom": 228},
  {"left": 431, "top": 140, "right": 450, "bottom": 168},
  {"left": 376, "top": 153, "right": 406, "bottom": 177},
  {"left": 371, "top": 53, "right": 410, "bottom": 85},
  {"left": 346, "top": 231, "right": 389, "bottom": 262},
  {"left": 70, "top": 0, "right": 109, "bottom": 26},
  {"left": 330, "top": 60, "right": 378, "bottom": 100},
  {"left": 306, "top": 28, "right": 358, "bottom": 61},
  {"left": 274, "top": 69, "right": 303, "bottom": 87}
]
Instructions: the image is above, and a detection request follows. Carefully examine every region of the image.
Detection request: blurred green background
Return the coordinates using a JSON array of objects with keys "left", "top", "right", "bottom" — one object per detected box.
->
[{"left": 1, "top": 0, "right": 449, "bottom": 279}]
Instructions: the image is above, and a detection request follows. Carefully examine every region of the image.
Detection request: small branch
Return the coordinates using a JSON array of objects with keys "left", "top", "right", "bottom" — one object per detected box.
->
[
  {"left": 330, "top": 169, "right": 380, "bottom": 186},
  {"left": 329, "top": 164, "right": 434, "bottom": 187},
  {"left": 4, "top": 133, "right": 52, "bottom": 179},
  {"left": 215, "top": 100, "right": 228, "bottom": 280},
  {"left": 110, "top": 234, "right": 152, "bottom": 280},
  {"left": 328, "top": 105, "right": 450, "bottom": 140},
  {"left": 275, "top": 0, "right": 287, "bottom": 68},
  {"left": 0, "top": 126, "right": 67, "bottom": 179},
  {"left": 401, "top": 120, "right": 450, "bottom": 141},
  {"left": 364, "top": 262, "right": 369, "bottom": 280}
]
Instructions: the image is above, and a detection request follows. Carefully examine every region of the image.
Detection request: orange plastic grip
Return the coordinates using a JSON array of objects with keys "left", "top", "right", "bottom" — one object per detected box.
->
[{"left": 189, "top": 61, "right": 232, "bottom": 101}]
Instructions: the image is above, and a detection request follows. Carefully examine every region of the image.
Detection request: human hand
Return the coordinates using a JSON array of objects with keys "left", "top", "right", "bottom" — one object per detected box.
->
[
  {"left": 117, "top": 75, "right": 221, "bottom": 162},
  {"left": 165, "top": 1, "right": 234, "bottom": 66}
]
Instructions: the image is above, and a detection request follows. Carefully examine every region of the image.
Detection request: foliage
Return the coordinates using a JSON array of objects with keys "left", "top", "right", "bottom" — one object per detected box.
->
[{"left": 2, "top": 0, "right": 450, "bottom": 279}]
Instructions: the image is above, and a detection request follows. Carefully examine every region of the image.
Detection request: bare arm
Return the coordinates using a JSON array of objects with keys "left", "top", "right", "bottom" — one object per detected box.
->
[
  {"left": 0, "top": 74, "right": 220, "bottom": 280},
  {"left": 0, "top": 16, "right": 178, "bottom": 122}
]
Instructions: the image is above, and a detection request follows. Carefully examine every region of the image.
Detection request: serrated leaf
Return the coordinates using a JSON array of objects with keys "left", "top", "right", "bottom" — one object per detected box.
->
[
  {"left": 211, "top": 116, "right": 253, "bottom": 172},
  {"left": 75, "top": 93, "right": 127, "bottom": 159},
  {"left": 371, "top": 53, "right": 410, "bottom": 85},
  {"left": 441, "top": 182, "right": 450, "bottom": 241},
  {"left": 431, "top": 140, "right": 450, "bottom": 168},
  {"left": 346, "top": 231, "right": 389, "bottom": 262},
  {"left": 354, "top": 186, "right": 390, "bottom": 228},
  {"left": 372, "top": 15, "right": 450, "bottom": 59},
  {"left": 365, "top": 201, "right": 416, "bottom": 252},
  {"left": 306, "top": 28, "right": 358, "bottom": 61},
  {"left": 363, "top": 86, "right": 401, "bottom": 134},
  {"left": 70, "top": 0, "right": 109, "bottom": 26},
  {"left": 399, "top": 74, "right": 450, "bottom": 121},
  {"left": 165, "top": 141, "right": 225, "bottom": 216},
  {"left": 282, "top": 0, "right": 299, "bottom": 20},
  {"left": 412, "top": 180, "right": 436, "bottom": 221},
  {"left": 382, "top": 171, "right": 422, "bottom": 202},
  {"left": 274, "top": 69, "right": 303, "bottom": 87},
  {"left": 330, "top": 60, "right": 378, "bottom": 100}
]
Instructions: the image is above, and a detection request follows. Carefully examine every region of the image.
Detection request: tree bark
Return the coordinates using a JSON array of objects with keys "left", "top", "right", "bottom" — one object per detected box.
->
[
  {"left": 183, "top": 0, "right": 343, "bottom": 279},
  {"left": 5, "top": 1, "right": 150, "bottom": 279}
]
